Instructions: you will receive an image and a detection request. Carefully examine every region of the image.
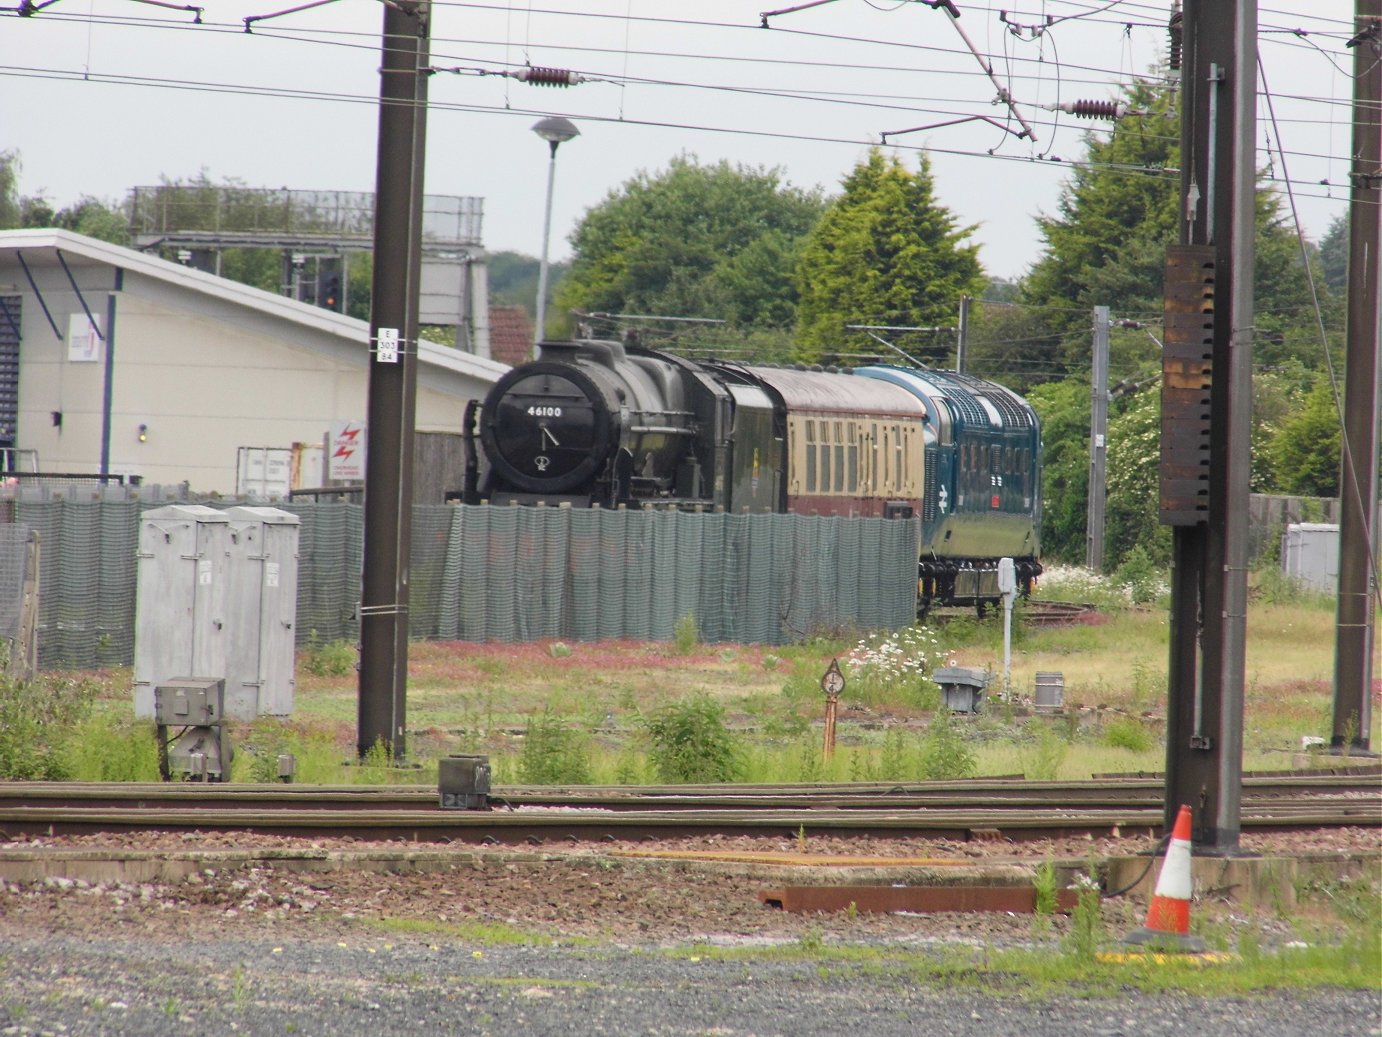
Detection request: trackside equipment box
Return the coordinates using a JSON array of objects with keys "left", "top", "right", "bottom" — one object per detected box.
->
[{"left": 133, "top": 506, "right": 229, "bottom": 719}]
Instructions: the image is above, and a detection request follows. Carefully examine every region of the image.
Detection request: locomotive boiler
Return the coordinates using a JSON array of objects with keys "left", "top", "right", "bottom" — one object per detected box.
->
[{"left": 461, "top": 338, "right": 1042, "bottom": 611}]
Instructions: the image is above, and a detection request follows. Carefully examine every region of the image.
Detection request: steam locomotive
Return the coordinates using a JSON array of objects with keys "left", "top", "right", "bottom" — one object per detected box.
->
[{"left": 460, "top": 338, "right": 1042, "bottom": 612}]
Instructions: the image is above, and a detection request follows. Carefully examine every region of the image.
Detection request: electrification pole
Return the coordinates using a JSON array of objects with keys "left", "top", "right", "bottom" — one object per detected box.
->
[
  {"left": 1332, "top": 2, "right": 1382, "bottom": 754},
  {"left": 1161, "top": 0, "right": 1256, "bottom": 853},
  {"left": 358, "top": 1, "right": 430, "bottom": 761}
]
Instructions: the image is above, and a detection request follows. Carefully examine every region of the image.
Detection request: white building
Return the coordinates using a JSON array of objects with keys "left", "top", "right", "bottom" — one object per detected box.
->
[{"left": 0, "top": 229, "right": 507, "bottom": 493}]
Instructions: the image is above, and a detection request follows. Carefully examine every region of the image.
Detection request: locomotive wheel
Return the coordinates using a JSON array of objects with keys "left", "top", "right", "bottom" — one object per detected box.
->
[{"left": 480, "top": 362, "right": 620, "bottom": 494}]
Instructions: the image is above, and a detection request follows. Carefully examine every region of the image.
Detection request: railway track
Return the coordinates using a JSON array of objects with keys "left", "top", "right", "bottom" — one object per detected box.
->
[{"left": 0, "top": 771, "right": 1376, "bottom": 844}]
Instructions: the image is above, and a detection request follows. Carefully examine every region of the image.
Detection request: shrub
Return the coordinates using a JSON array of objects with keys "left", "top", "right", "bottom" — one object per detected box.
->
[
  {"left": 300, "top": 633, "right": 356, "bottom": 677},
  {"left": 642, "top": 693, "right": 741, "bottom": 783},
  {"left": 1113, "top": 545, "right": 1167, "bottom": 605},
  {"left": 846, "top": 625, "right": 950, "bottom": 707},
  {"left": 518, "top": 708, "right": 592, "bottom": 785},
  {"left": 1019, "top": 724, "right": 1069, "bottom": 781},
  {"left": 918, "top": 712, "right": 977, "bottom": 780},
  {"left": 1103, "top": 715, "right": 1154, "bottom": 752},
  {"left": 0, "top": 672, "right": 99, "bottom": 780},
  {"left": 64, "top": 712, "right": 161, "bottom": 781},
  {"left": 673, "top": 613, "right": 700, "bottom": 655}
]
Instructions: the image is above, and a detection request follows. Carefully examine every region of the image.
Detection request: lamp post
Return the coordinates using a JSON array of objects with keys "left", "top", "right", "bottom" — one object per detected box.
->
[{"left": 531, "top": 116, "right": 579, "bottom": 346}]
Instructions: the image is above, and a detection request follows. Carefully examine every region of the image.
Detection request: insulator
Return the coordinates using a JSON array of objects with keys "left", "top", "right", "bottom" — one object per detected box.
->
[
  {"left": 1168, "top": 11, "right": 1184, "bottom": 71},
  {"left": 514, "top": 66, "right": 578, "bottom": 88},
  {"left": 1063, "top": 99, "right": 1125, "bottom": 120}
]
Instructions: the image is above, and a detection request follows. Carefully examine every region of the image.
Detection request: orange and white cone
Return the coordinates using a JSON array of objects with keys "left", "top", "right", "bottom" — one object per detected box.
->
[{"left": 1123, "top": 804, "right": 1208, "bottom": 952}]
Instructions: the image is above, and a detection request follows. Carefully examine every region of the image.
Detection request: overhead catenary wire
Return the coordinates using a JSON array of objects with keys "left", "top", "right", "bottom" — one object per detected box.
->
[{"left": 2, "top": 0, "right": 1366, "bottom": 263}]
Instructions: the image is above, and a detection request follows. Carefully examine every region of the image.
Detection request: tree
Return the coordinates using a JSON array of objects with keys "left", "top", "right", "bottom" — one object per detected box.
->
[
  {"left": 556, "top": 156, "right": 824, "bottom": 339},
  {"left": 0, "top": 150, "right": 20, "bottom": 229},
  {"left": 1103, "top": 385, "right": 1169, "bottom": 569},
  {"left": 1271, "top": 377, "right": 1342, "bottom": 498},
  {"left": 1025, "top": 379, "right": 1090, "bottom": 564},
  {"left": 793, "top": 150, "right": 983, "bottom": 363},
  {"left": 52, "top": 197, "right": 130, "bottom": 246},
  {"left": 1022, "top": 76, "right": 1181, "bottom": 355},
  {"left": 1319, "top": 213, "right": 1347, "bottom": 294},
  {"left": 1022, "top": 71, "right": 1328, "bottom": 373}
]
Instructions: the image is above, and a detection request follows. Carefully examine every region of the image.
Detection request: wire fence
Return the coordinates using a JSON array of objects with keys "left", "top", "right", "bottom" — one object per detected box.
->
[{"left": 16, "top": 501, "right": 921, "bottom": 670}]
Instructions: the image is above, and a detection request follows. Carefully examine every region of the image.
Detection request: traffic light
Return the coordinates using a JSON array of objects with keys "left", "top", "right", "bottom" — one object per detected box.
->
[{"left": 318, "top": 262, "right": 344, "bottom": 313}]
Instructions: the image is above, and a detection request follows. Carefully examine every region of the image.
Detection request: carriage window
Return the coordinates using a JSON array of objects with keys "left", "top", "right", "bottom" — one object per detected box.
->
[
  {"left": 805, "top": 420, "right": 816, "bottom": 492},
  {"left": 870, "top": 424, "right": 879, "bottom": 493},
  {"left": 894, "top": 427, "right": 904, "bottom": 490},
  {"left": 820, "top": 435, "right": 831, "bottom": 492},
  {"left": 840, "top": 425, "right": 851, "bottom": 494},
  {"left": 1004, "top": 447, "right": 1013, "bottom": 474}
]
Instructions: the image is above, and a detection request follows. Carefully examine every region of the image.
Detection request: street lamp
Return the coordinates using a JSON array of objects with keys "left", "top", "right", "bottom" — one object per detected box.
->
[{"left": 531, "top": 116, "right": 579, "bottom": 346}]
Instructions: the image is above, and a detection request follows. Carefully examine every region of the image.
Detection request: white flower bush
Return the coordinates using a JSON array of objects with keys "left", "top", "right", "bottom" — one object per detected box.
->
[
  {"left": 1036, "top": 564, "right": 1168, "bottom": 608},
  {"left": 844, "top": 625, "right": 953, "bottom": 706}
]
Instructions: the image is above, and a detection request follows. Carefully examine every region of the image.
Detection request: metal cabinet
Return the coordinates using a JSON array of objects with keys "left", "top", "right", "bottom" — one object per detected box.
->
[
  {"left": 133, "top": 505, "right": 229, "bottom": 719},
  {"left": 224, "top": 506, "right": 300, "bottom": 717}
]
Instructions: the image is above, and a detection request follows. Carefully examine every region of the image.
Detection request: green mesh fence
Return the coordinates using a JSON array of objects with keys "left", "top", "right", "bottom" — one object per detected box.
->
[{"left": 17, "top": 501, "right": 921, "bottom": 668}]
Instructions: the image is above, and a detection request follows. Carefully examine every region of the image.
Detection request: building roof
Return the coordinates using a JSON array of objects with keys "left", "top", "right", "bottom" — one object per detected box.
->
[
  {"left": 0, "top": 228, "right": 510, "bottom": 383},
  {"left": 488, "top": 305, "right": 533, "bottom": 367}
]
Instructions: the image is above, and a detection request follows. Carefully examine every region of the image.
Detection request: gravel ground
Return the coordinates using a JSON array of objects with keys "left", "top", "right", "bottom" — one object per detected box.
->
[{"left": 0, "top": 827, "right": 1378, "bottom": 1036}]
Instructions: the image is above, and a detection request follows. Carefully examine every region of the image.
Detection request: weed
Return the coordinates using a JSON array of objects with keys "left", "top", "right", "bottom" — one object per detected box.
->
[
  {"left": 797, "top": 927, "right": 825, "bottom": 954},
  {"left": 355, "top": 739, "right": 394, "bottom": 785},
  {"left": 612, "top": 752, "right": 646, "bottom": 784},
  {"left": 548, "top": 641, "right": 573, "bottom": 659},
  {"left": 641, "top": 693, "right": 741, "bottom": 783},
  {"left": 1033, "top": 859, "right": 1058, "bottom": 917},
  {"left": 1103, "top": 715, "right": 1154, "bottom": 752},
  {"left": 673, "top": 613, "right": 700, "bottom": 655},
  {"left": 0, "top": 672, "right": 99, "bottom": 780},
  {"left": 161, "top": 997, "right": 181, "bottom": 1017},
  {"left": 1113, "top": 545, "right": 1168, "bottom": 606},
  {"left": 63, "top": 710, "right": 161, "bottom": 781},
  {"left": 846, "top": 625, "right": 951, "bottom": 708},
  {"left": 367, "top": 916, "right": 561, "bottom": 946},
  {"left": 918, "top": 713, "right": 977, "bottom": 780},
  {"left": 1018, "top": 724, "right": 1068, "bottom": 781},
  {"left": 794, "top": 737, "right": 825, "bottom": 782},
  {"left": 877, "top": 728, "right": 914, "bottom": 780},
  {"left": 231, "top": 964, "right": 249, "bottom": 1012},
  {"left": 796, "top": 824, "right": 808, "bottom": 852},
  {"left": 1064, "top": 870, "right": 1105, "bottom": 960},
  {"left": 300, "top": 633, "right": 356, "bottom": 678},
  {"left": 518, "top": 708, "right": 592, "bottom": 785}
]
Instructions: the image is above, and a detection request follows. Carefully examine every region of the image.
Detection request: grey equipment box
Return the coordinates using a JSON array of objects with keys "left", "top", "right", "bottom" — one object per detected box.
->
[
  {"left": 933, "top": 666, "right": 989, "bottom": 714},
  {"left": 134, "top": 506, "right": 230, "bottom": 719},
  {"left": 154, "top": 677, "right": 232, "bottom": 782},
  {"left": 224, "top": 506, "right": 301, "bottom": 718}
]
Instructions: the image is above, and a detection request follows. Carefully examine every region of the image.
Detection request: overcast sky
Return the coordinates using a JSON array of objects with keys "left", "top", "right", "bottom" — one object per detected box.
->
[{"left": 1, "top": 1, "right": 1361, "bottom": 282}]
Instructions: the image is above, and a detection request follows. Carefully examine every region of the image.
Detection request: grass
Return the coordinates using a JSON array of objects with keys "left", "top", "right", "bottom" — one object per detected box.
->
[
  {"left": 13, "top": 567, "right": 1381, "bottom": 785},
  {"left": 665, "top": 876, "right": 1381, "bottom": 998}
]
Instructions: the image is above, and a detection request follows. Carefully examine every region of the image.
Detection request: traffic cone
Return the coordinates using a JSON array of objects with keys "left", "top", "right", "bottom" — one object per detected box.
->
[{"left": 1122, "top": 804, "right": 1208, "bottom": 953}]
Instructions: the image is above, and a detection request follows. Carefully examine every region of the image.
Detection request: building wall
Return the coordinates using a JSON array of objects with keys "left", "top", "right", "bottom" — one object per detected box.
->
[{"left": 6, "top": 240, "right": 503, "bottom": 494}]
